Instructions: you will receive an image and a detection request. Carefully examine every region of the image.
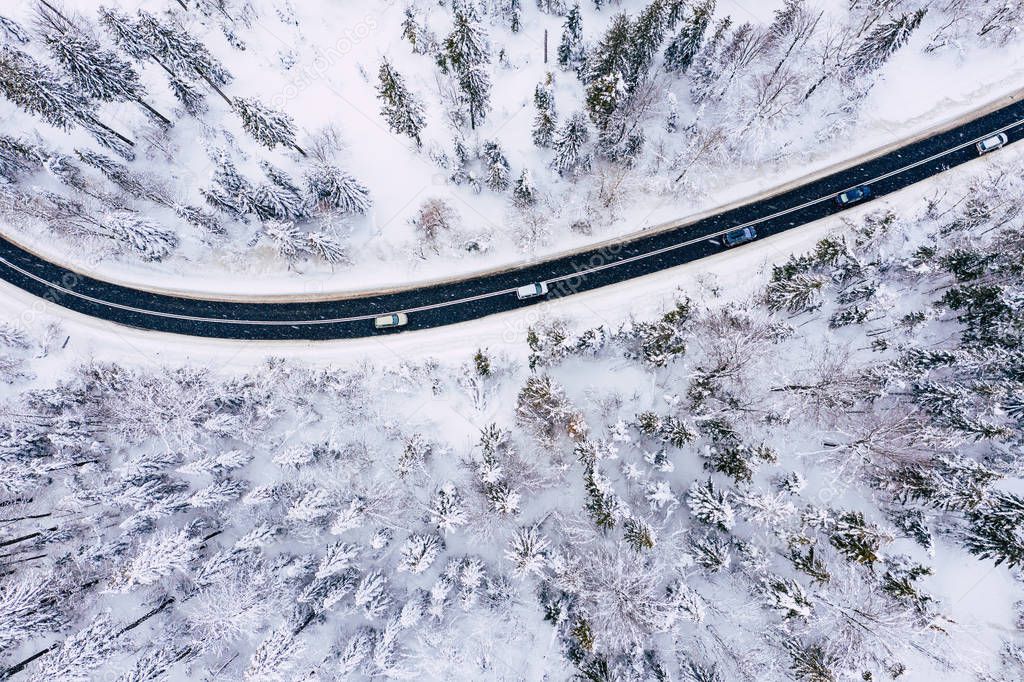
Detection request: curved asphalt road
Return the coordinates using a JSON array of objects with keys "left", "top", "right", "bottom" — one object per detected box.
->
[{"left": 2, "top": 100, "right": 1024, "bottom": 340}]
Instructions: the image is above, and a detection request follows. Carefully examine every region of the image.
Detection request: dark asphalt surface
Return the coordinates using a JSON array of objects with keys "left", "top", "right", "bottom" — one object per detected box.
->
[{"left": 2, "top": 99, "right": 1023, "bottom": 340}]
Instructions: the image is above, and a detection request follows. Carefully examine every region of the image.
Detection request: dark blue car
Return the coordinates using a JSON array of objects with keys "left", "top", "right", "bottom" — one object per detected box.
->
[
  {"left": 721, "top": 226, "right": 757, "bottom": 247},
  {"left": 835, "top": 185, "right": 872, "bottom": 206}
]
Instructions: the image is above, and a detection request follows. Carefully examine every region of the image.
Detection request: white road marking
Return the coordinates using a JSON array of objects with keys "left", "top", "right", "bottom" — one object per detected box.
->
[{"left": 1, "top": 117, "right": 1022, "bottom": 328}]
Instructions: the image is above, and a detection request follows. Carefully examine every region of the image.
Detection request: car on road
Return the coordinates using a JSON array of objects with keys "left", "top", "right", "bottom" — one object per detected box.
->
[
  {"left": 516, "top": 282, "right": 549, "bottom": 300},
  {"left": 721, "top": 226, "right": 757, "bottom": 248},
  {"left": 976, "top": 133, "right": 1008, "bottom": 154},
  {"left": 835, "top": 185, "right": 872, "bottom": 207},
  {"left": 374, "top": 312, "right": 408, "bottom": 329}
]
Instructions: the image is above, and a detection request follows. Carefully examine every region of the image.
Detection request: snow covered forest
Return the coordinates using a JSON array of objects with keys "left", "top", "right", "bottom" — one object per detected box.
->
[
  {"left": 2, "top": 150, "right": 1024, "bottom": 679},
  {"left": 1, "top": 0, "right": 1023, "bottom": 289}
]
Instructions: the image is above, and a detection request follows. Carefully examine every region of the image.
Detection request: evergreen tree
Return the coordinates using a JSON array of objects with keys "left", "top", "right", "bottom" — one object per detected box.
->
[
  {"left": 482, "top": 140, "right": 511, "bottom": 192},
  {"left": 305, "top": 231, "right": 349, "bottom": 265},
  {"left": 203, "top": 149, "right": 254, "bottom": 219},
  {"left": 233, "top": 97, "right": 305, "bottom": 156},
  {"left": 397, "top": 534, "right": 443, "bottom": 574},
  {"left": 0, "top": 45, "right": 90, "bottom": 131},
  {"left": 849, "top": 9, "right": 927, "bottom": 76},
  {"left": 664, "top": 0, "right": 715, "bottom": 73},
  {"left": 102, "top": 211, "right": 179, "bottom": 261},
  {"left": 551, "top": 111, "right": 591, "bottom": 177},
  {"left": 167, "top": 73, "right": 207, "bottom": 117},
  {"left": 441, "top": 8, "right": 492, "bottom": 129},
  {"left": 304, "top": 163, "right": 372, "bottom": 214},
  {"left": 629, "top": 0, "right": 671, "bottom": 80},
  {"left": 131, "top": 9, "right": 233, "bottom": 97},
  {"left": 37, "top": 612, "right": 122, "bottom": 680},
  {"left": 251, "top": 162, "right": 309, "bottom": 221},
  {"left": 686, "top": 478, "right": 735, "bottom": 531},
  {"left": 964, "top": 491, "right": 1024, "bottom": 569},
  {"left": 532, "top": 79, "right": 558, "bottom": 147},
  {"left": 377, "top": 58, "right": 427, "bottom": 147},
  {"left": 558, "top": 4, "right": 586, "bottom": 75},
  {"left": 584, "top": 13, "right": 633, "bottom": 131},
  {"left": 0, "top": 134, "right": 40, "bottom": 182},
  {"left": 37, "top": 10, "right": 171, "bottom": 127},
  {"left": 504, "top": 0, "right": 524, "bottom": 33},
  {"left": 512, "top": 168, "right": 538, "bottom": 207}
]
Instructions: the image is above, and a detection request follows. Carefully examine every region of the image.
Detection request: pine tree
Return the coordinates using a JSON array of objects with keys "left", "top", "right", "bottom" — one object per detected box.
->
[
  {"left": 686, "top": 478, "right": 735, "bottom": 531},
  {"left": 441, "top": 8, "right": 491, "bottom": 129},
  {"left": 848, "top": 9, "right": 927, "bottom": 76},
  {"left": 558, "top": 4, "right": 586, "bottom": 75},
  {"left": 377, "top": 58, "right": 427, "bottom": 147},
  {"left": 304, "top": 163, "right": 372, "bottom": 214},
  {"left": 130, "top": 10, "right": 234, "bottom": 102},
  {"left": 0, "top": 45, "right": 89, "bottom": 131},
  {"left": 305, "top": 231, "right": 349, "bottom": 265},
  {"left": 764, "top": 273, "right": 829, "bottom": 313},
  {"left": 354, "top": 570, "right": 393, "bottom": 620},
  {"left": 203, "top": 149, "right": 254, "bottom": 219},
  {"left": 964, "top": 491, "right": 1024, "bottom": 569},
  {"left": 110, "top": 528, "right": 202, "bottom": 591},
  {"left": 37, "top": 612, "right": 122, "bottom": 680},
  {"left": 245, "top": 627, "right": 305, "bottom": 682},
  {"left": 482, "top": 140, "right": 511, "bottom": 192},
  {"left": 167, "top": 73, "right": 207, "bottom": 117},
  {"left": 251, "top": 162, "right": 309, "bottom": 221},
  {"left": 551, "top": 112, "right": 591, "bottom": 177},
  {"left": 532, "top": 79, "right": 558, "bottom": 148},
  {"left": 37, "top": 10, "right": 171, "bottom": 127},
  {"left": 102, "top": 211, "right": 179, "bottom": 261},
  {"left": 623, "top": 516, "right": 656, "bottom": 551},
  {"left": 629, "top": 0, "right": 671, "bottom": 80},
  {"left": 429, "top": 482, "right": 468, "bottom": 534},
  {"left": 505, "top": 525, "right": 550, "bottom": 578},
  {"left": 397, "top": 534, "right": 443, "bottom": 574},
  {"left": 512, "top": 168, "right": 538, "bottom": 207},
  {"left": 0, "top": 15, "right": 29, "bottom": 44},
  {"left": 664, "top": 0, "right": 715, "bottom": 73},
  {"left": 233, "top": 97, "right": 305, "bottom": 156},
  {"left": 584, "top": 14, "right": 633, "bottom": 131},
  {"left": 0, "top": 134, "right": 40, "bottom": 182}
]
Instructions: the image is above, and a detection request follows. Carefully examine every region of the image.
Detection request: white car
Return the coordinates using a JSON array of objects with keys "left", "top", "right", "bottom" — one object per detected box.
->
[
  {"left": 976, "top": 133, "right": 1008, "bottom": 155},
  {"left": 516, "top": 282, "right": 549, "bottom": 300},
  {"left": 374, "top": 312, "right": 408, "bottom": 329}
]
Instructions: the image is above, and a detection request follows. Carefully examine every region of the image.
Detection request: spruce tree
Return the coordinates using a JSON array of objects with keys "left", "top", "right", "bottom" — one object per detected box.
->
[
  {"left": 964, "top": 491, "right": 1024, "bottom": 568},
  {"left": 304, "top": 163, "right": 372, "bottom": 214},
  {"left": 584, "top": 13, "right": 633, "bottom": 131},
  {"left": 441, "top": 8, "right": 491, "bottom": 129},
  {"left": 512, "top": 168, "right": 538, "bottom": 207},
  {"left": 551, "top": 112, "right": 591, "bottom": 177},
  {"left": 203, "top": 149, "right": 254, "bottom": 219},
  {"left": 37, "top": 9, "right": 171, "bottom": 127},
  {"left": 482, "top": 141, "right": 511, "bottom": 192},
  {"left": 558, "top": 4, "right": 586, "bottom": 76},
  {"left": 377, "top": 58, "right": 427, "bottom": 147},
  {"left": 664, "top": 0, "right": 715, "bottom": 73},
  {"left": 232, "top": 97, "right": 305, "bottom": 156},
  {"left": 0, "top": 45, "right": 135, "bottom": 158},
  {"left": 849, "top": 9, "right": 927, "bottom": 76},
  {"left": 532, "top": 79, "right": 558, "bottom": 147}
]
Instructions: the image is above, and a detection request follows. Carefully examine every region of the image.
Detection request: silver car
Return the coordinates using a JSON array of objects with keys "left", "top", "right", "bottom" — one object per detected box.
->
[
  {"left": 516, "top": 282, "right": 549, "bottom": 300},
  {"left": 977, "top": 133, "right": 1008, "bottom": 154},
  {"left": 374, "top": 312, "right": 408, "bottom": 329}
]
